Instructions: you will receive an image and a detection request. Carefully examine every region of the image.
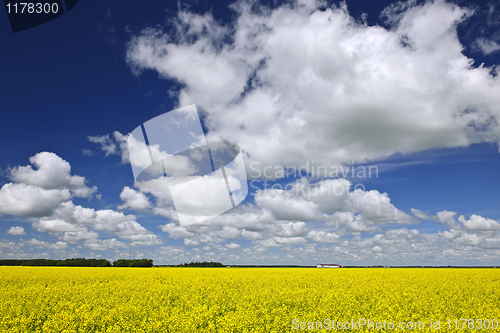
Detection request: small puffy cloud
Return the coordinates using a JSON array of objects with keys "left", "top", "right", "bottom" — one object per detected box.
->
[
  {"left": 411, "top": 208, "right": 430, "bottom": 220},
  {"left": 328, "top": 211, "right": 380, "bottom": 233},
  {"left": 225, "top": 242, "right": 241, "bottom": 249},
  {"left": 6, "top": 226, "right": 25, "bottom": 235},
  {"left": 10, "top": 152, "right": 96, "bottom": 198},
  {"left": 127, "top": 132, "right": 199, "bottom": 176},
  {"left": 241, "top": 230, "right": 263, "bottom": 240},
  {"left": 383, "top": 228, "right": 419, "bottom": 240},
  {"left": 121, "top": 233, "right": 163, "bottom": 246},
  {"left": 196, "top": 205, "right": 276, "bottom": 230},
  {"left": 0, "top": 183, "right": 71, "bottom": 217},
  {"left": 0, "top": 152, "right": 100, "bottom": 218},
  {"left": 197, "top": 235, "right": 223, "bottom": 243},
  {"left": 451, "top": 232, "right": 485, "bottom": 246},
  {"left": 435, "top": 210, "right": 459, "bottom": 229},
  {"left": 0, "top": 239, "right": 17, "bottom": 249},
  {"left": 271, "top": 222, "right": 309, "bottom": 237},
  {"left": 254, "top": 239, "right": 281, "bottom": 248},
  {"left": 274, "top": 236, "right": 308, "bottom": 245},
  {"left": 349, "top": 189, "right": 414, "bottom": 224},
  {"left": 117, "top": 186, "right": 152, "bottom": 211},
  {"left": 33, "top": 218, "right": 81, "bottom": 233},
  {"left": 458, "top": 214, "right": 500, "bottom": 231},
  {"left": 60, "top": 229, "right": 100, "bottom": 243},
  {"left": 307, "top": 230, "right": 341, "bottom": 243},
  {"left": 255, "top": 191, "right": 322, "bottom": 221},
  {"left": 184, "top": 239, "right": 200, "bottom": 246},
  {"left": 438, "top": 229, "right": 461, "bottom": 240},
  {"left": 23, "top": 238, "right": 68, "bottom": 250},
  {"left": 88, "top": 134, "right": 118, "bottom": 156},
  {"left": 159, "top": 223, "right": 195, "bottom": 238},
  {"left": 210, "top": 226, "right": 242, "bottom": 239},
  {"left": 158, "top": 245, "right": 185, "bottom": 256},
  {"left": 84, "top": 238, "right": 127, "bottom": 251},
  {"left": 89, "top": 131, "right": 129, "bottom": 163},
  {"left": 81, "top": 149, "right": 94, "bottom": 157},
  {"left": 153, "top": 206, "right": 178, "bottom": 220},
  {"left": 53, "top": 241, "right": 69, "bottom": 250}
]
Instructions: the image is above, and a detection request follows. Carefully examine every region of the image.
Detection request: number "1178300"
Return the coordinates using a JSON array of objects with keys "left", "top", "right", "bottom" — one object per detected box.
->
[{"left": 6, "top": 2, "right": 59, "bottom": 14}]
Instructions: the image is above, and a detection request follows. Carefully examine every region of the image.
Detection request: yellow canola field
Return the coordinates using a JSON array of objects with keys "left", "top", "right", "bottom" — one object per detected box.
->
[{"left": 0, "top": 267, "right": 499, "bottom": 332}]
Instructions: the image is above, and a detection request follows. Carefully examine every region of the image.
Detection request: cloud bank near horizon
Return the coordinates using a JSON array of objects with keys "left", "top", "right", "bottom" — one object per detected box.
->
[{"left": 1, "top": 149, "right": 500, "bottom": 265}]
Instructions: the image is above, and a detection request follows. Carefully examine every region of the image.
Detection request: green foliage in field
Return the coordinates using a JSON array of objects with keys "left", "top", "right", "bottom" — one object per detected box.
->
[
  {"left": 0, "top": 258, "right": 111, "bottom": 267},
  {"left": 112, "top": 258, "right": 153, "bottom": 267},
  {"left": 179, "top": 261, "right": 224, "bottom": 267}
]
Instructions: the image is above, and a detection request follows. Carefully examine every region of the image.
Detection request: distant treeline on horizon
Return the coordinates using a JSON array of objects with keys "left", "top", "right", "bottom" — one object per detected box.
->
[
  {"left": 0, "top": 258, "right": 153, "bottom": 267},
  {"left": 178, "top": 261, "right": 225, "bottom": 267}
]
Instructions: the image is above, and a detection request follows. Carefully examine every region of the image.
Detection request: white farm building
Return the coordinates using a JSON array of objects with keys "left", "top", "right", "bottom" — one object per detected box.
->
[{"left": 317, "top": 264, "right": 342, "bottom": 268}]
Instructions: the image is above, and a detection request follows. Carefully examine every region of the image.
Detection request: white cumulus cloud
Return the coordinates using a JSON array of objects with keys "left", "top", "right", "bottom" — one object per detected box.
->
[
  {"left": 6, "top": 226, "right": 25, "bottom": 235},
  {"left": 117, "top": 186, "right": 152, "bottom": 211},
  {"left": 126, "top": 0, "right": 500, "bottom": 177},
  {"left": 10, "top": 152, "right": 96, "bottom": 198}
]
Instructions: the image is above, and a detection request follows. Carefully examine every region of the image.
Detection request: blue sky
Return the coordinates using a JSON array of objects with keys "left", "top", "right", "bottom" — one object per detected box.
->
[{"left": 1, "top": 0, "right": 500, "bottom": 265}]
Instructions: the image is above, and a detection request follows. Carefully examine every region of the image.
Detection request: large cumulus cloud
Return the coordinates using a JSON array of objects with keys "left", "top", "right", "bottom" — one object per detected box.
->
[
  {"left": 126, "top": 0, "right": 500, "bottom": 177},
  {"left": 0, "top": 152, "right": 96, "bottom": 217}
]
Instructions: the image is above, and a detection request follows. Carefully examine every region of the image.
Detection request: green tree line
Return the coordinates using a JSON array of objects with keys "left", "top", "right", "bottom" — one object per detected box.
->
[
  {"left": 0, "top": 258, "right": 111, "bottom": 267},
  {"left": 112, "top": 259, "right": 153, "bottom": 267},
  {"left": 179, "top": 261, "right": 224, "bottom": 267},
  {"left": 0, "top": 258, "right": 154, "bottom": 267}
]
